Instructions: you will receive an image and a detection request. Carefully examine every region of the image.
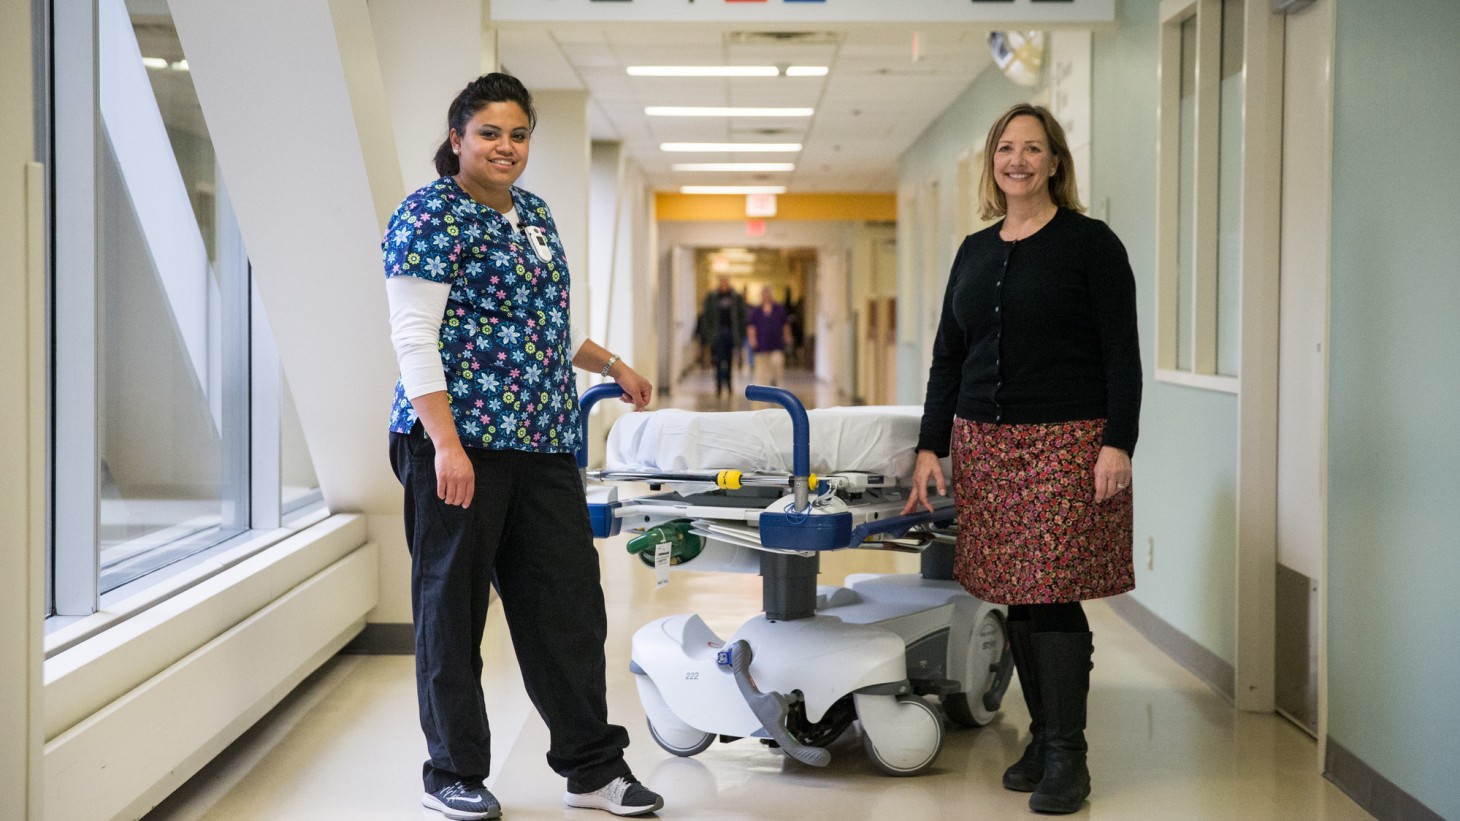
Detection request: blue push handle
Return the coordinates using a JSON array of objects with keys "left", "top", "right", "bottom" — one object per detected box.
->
[
  {"left": 576, "top": 382, "right": 625, "bottom": 469},
  {"left": 744, "top": 385, "right": 810, "bottom": 478}
]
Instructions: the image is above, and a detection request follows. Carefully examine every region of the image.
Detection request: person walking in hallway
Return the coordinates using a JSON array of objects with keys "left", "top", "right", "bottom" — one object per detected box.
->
[
  {"left": 903, "top": 103, "right": 1142, "bottom": 815},
  {"left": 701, "top": 275, "right": 746, "bottom": 399},
  {"left": 382, "top": 72, "right": 664, "bottom": 820},
  {"left": 747, "top": 286, "right": 792, "bottom": 387}
]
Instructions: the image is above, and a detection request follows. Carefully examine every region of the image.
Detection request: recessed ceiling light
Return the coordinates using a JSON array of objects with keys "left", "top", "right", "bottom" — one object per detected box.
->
[
  {"left": 661, "top": 142, "right": 802, "bottom": 153},
  {"left": 672, "top": 163, "right": 795, "bottom": 172},
  {"left": 785, "top": 66, "right": 830, "bottom": 77},
  {"left": 628, "top": 66, "right": 780, "bottom": 77},
  {"left": 141, "top": 57, "right": 169, "bottom": 70},
  {"left": 647, "top": 107, "right": 813, "bottom": 117},
  {"left": 680, "top": 185, "right": 788, "bottom": 195}
]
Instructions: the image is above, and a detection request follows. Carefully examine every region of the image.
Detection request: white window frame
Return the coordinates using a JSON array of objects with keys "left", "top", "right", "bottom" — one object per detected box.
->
[
  {"left": 1159, "top": 0, "right": 1289, "bottom": 714},
  {"left": 1156, "top": 0, "right": 1239, "bottom": 393},
  {"left": 52, "top": 0, "right": 102, "bottom": 616}
]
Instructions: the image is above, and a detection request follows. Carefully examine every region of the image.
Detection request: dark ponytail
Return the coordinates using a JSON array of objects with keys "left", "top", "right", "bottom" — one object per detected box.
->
[{"left": 434, "top": 72, "right": 537, "bottom": 177}]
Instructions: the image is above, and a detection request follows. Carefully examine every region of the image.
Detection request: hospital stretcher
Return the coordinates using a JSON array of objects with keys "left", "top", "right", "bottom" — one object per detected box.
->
[{"left": 576, "top": 384, "right": 1012, "bottom": 776}]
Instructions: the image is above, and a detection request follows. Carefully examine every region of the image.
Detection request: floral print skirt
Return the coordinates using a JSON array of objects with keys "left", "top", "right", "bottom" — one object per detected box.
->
[{"left": 951, "top": 417, "right": 1134, "bottom": 605}]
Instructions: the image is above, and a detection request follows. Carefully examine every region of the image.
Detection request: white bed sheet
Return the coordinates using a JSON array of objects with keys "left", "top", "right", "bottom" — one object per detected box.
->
[{"left": 605, "top": 405, "right": 927, "bottom": 479}]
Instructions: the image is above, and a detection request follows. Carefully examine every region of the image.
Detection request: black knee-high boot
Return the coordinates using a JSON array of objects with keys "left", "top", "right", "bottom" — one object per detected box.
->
[
  {"left": 1028, "top": 631, "right": 1092, "bottom": 814},
  {"left": 1002, "top": 620, "right": 1045, "bottom": 791}
]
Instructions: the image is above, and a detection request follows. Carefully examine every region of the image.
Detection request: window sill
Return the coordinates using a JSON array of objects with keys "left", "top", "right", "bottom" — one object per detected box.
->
[
  {"left": 44, "top": 504, "right": 330, "bottom": 657},
  {"left": 1155, "top": 368, "right": 1240, "bottom": 394}
]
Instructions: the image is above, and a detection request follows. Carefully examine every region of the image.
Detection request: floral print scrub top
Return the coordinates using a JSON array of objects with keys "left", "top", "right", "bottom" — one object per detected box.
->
[{"left": 384, "top": 177, "right": 580, "bottom": 454}]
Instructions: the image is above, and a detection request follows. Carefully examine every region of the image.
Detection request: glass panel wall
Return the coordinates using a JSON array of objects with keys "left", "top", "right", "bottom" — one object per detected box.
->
[
  {"left": 1176, "top": 15, "right": 1198, "bottom": 372},
  {"left": 1215, "top": 0, "right": 1245, "bottom": 376},
  {"left": 49, "top": 0, "right": 323, "bottom": 608}
]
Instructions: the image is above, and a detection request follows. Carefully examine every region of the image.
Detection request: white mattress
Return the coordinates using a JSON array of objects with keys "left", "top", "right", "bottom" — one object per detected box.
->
[{"left": 605, "top": 405, "right": 927, "bottom": 479}]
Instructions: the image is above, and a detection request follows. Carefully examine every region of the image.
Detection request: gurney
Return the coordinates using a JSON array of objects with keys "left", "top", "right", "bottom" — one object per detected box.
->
[{"left": 577, "top": 384, "right": 1012, "bottom": 776}]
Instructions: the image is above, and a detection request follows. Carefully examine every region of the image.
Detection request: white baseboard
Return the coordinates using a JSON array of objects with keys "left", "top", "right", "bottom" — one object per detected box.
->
[{"left": 40, "top": 518, "right": 377, "bottom": 821}]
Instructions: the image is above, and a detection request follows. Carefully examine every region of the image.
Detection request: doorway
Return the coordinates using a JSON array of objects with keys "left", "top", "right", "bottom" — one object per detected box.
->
[
  {"left": 687, "top": 246, "right": 814, "bottom": 403},
  {"left": 1274, "top": 0, "right": 1334, "bottom": 739}
]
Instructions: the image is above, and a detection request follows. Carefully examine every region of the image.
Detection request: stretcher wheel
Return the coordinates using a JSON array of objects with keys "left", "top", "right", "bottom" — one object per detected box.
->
[
  {"left": 636, "top": 673, "right": 715, "bottom": 756},
  {"left": 647, "top": 716, "right": 715, "bottom": 757},
  {"left": 857, "top": 695, "right": 943, "bottom": 776},
  {"left": 942, "top": 608, "right": 1010, "bottom": 727}
]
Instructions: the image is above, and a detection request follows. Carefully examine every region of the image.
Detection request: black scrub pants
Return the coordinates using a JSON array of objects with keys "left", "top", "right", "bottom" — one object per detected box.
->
[
  {"left": 711, "top": 329, "right": 735, "bottom": 396},
  {"left": 390, "top": 424, "right": 632, "bottom": 794}
]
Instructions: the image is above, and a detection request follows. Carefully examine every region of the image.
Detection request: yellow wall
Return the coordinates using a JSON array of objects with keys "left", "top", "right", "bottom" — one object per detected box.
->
[{"left": 656, "top": 192, "right": 897, "bottom": 222}]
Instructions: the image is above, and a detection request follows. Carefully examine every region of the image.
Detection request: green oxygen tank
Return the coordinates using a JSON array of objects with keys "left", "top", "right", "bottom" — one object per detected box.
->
[{"left": 626, "top": 520, "right": 704, "bottom": 568}]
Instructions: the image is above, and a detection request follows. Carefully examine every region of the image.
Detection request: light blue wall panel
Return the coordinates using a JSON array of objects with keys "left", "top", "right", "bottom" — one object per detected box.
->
[
  {"left": 1327, "top": 1, "right": 1460, "bottom": 817},
  {"left": 1089, "top": 0, "right": 1238, "bottom": 662}
]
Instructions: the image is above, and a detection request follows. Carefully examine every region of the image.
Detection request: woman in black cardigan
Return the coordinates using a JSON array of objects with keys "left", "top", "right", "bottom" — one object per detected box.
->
[{"left": 904, "top": 103, "right": 1142, "bottom": 814}]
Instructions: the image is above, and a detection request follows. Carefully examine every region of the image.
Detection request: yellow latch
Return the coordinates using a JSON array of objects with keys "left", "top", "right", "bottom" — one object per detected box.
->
[{"left": 716, "top": 469, "right": 743, "bottom": 490}]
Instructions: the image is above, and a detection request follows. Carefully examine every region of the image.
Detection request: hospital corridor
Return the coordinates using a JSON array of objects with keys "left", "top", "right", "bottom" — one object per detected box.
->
[
  {"left": 135, "top": 376, "right": 1365, "bottom": 821},
  {"left": 5, "top": 1, "right": 1459, "bottom": 820}
]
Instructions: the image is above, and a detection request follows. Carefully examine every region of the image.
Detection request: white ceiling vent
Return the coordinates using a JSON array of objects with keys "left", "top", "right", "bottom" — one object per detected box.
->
[{"left": 725, "top": 31, "right": 841, "bottom": 46}]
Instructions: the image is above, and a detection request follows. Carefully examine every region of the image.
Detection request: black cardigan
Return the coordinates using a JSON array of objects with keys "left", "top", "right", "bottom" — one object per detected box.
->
[{"left": 916, "top": 208, "right": 1142, "bottom": 456}]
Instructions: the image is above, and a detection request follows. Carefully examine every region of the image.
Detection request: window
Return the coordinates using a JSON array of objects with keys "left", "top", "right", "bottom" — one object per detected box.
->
[
  {"left": 1157, "top": 0, "right": 1245, "bottom": 391},
  {"left": 49, "top": 0, "right": 321, "bottom": 617}
]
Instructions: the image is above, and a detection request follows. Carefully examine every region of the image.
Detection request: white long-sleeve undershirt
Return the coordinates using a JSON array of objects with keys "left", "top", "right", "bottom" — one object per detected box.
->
[
  {"left": 386, "top": 274, "right": 453, "bottom": 400},
  {"left": 385, "top": 207, "right": 585, "bottom": 400}
]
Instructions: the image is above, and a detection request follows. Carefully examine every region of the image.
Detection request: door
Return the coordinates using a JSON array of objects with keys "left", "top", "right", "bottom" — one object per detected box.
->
[{"left": 1274, "top": 0, "right": 1334, "bottom": 738}]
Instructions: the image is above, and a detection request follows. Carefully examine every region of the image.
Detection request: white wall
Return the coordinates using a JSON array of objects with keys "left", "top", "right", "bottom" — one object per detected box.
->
[
  {"left": 585, "top": 142, "right": 658, "bottom": 441},
  {"left": 592, "top": 143, "right": 656, "bottom": 378},
  {"left": 369, "top": 0, "right": 482, "bottom": 193},
  {"left": 171, "top": 0, "right": 404, "bottom": 518},
  {"left": 849, "top": 222, "right": 897, "bottom": 403},
  {"left": 1, "top": 0, "right": 43, "bottom": 813},
  {"left": 364, "top": 0, "right": 491, "bottom": 625},
  {"left": 814, "top": 239, "right": 854, "bottom": 398},
  {"left": 517, "top": 90, "right": 591, "bottom": 376}
]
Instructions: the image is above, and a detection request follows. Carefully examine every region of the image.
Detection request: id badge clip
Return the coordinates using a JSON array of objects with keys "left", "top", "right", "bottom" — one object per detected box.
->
[{"left": 523, "top": 225, "right": 553, "bottom": 262}]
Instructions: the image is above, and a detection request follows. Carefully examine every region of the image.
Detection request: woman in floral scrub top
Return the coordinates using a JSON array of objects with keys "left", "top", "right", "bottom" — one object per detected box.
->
[{"left": 384, "top": 73, "right": 663, "bottom": 821}]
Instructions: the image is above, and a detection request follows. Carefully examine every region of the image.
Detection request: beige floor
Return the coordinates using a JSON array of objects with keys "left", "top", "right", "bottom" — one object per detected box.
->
[{"left": 145, "top": 369, "right": 1372, "bottom": 821}]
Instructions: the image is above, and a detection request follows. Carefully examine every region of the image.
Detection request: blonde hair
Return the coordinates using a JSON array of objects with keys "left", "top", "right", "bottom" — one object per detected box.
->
[{"left": 977, "top": 103, "right": 1085, "bottom": 221}]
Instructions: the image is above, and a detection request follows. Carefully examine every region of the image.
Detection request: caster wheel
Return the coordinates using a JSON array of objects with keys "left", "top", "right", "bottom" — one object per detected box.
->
[
  {"left": 858, "top": 694, "right": 943, "bottom": 776},
  {"left": 647, "top": 717, "right": 715, "bottom": 757},
  {"left": 943, "top": 608, "right": 1009, "bottom": 727},
  {"left": 636, "top": 674, "right": 714, "bottom": 756}
]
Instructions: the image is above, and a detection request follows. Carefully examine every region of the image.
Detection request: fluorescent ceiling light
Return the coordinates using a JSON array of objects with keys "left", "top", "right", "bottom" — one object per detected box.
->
[
  {"left": 646, "top": 106, "right": 813, "bottom": 118},
  {"left": 171, "top": 60, "right": 189, "bottom": 71},
  {"left": 661, "top": 142, "right": 802, "bottom": 153},
  {"left": 672, "top": 163, "right": 795, "bottom": 172},
  {"left": 628, "top": 66, "right": 779, "bottom": 77},
  {"left": 785, "top": 66, "right": 830, "bottom": 77},
  {"left": 141, "top": 57, "right": 169, "bottom": 70},
  {"left": 680, "top": 185, "right": 787, "bottom": 195}
]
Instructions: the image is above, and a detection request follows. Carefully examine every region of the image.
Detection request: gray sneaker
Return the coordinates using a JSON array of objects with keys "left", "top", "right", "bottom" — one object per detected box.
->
[
  {"left": 564, "top": 775, "right": 664, "bottom": 816},
  {"left": 422, "top": 780, "right": 501, "bottom": 820}
]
